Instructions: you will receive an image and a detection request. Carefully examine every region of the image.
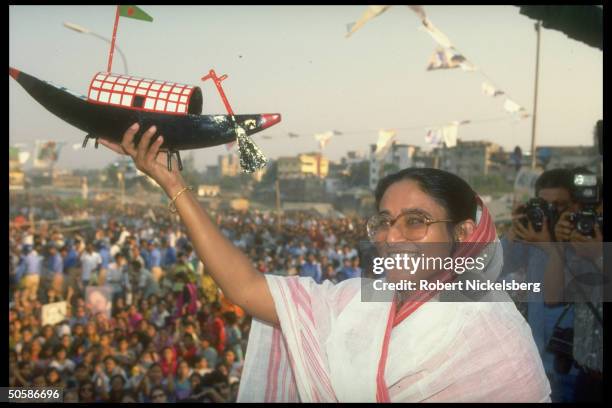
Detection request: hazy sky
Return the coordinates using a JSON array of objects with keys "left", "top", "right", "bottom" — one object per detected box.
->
[{"left": 9, "top": 5, "right": 603, "bottom": 171}]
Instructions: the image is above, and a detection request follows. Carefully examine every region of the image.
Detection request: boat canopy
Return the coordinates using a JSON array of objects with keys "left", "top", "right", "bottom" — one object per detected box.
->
[{"left": 87, "top": 72, "right": 203, "bottom": 115}]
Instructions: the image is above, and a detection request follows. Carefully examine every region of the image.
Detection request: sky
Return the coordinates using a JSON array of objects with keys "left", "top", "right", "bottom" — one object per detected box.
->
[{"left": 9, "top": 5, "right": 603, "bottom": 171}]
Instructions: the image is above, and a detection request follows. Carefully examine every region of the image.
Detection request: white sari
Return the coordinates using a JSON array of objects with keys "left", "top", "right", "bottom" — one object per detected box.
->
[
  {"left": 237, "top": 201, "right": 551, "bottom": 402},
  {"left": 238, "top": 275, "right": 550, "bottom": 402}
]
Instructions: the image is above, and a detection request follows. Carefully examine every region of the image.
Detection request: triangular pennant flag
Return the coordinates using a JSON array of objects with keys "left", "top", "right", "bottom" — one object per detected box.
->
[
  {"left": 314, "top": 131, "right": 334, "bottom": 150},
  {"left": 426, "top": 47, "right": 466, "bottom": 70},
  {"left": 34, "top": 140, "right": 62, "bottom": 169},
  {"left": 425, "top": 127, "right": 443, "bottom": 145},
  {"left": 459, "top": 60, "right": 477, "bottom": 72},
  {"left": 452, "top": 120, "right": 471, "bottom": 126},
  {"left": 375, "top": 129, "right": 396, "bottom": 158},
  {"left": 119, "top": 5, "right": 153, "bottom": 22},
  {"left": 408, "top": 5, "right": 427, "bottom": 22},
  {"left": 503, "top": 98, "right": 523, "bottom": 114},
  {"left": 420, "top": 18, "right": 453, "bottom": 49},
  {"left": 345, "top": 5, "right": 391, "bottom": 38},
  {"left": 482, "top": 81, "right": 505, "bottom": 97},
  {"left": 442, "top": 123, "right": 458, "bottom": 148}
]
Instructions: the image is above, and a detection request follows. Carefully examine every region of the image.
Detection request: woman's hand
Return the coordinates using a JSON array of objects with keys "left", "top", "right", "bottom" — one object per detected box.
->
[{"left": 98, "top": 123, "right": 186, "bottom": 197}]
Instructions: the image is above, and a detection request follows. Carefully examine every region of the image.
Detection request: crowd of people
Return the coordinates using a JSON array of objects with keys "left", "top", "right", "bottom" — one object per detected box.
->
[
  {"left": 8, "top": 194, "right": 366, "bottom": 402},
  {"left": 8, "top": 164, "right": 603, "bottom": 403}
]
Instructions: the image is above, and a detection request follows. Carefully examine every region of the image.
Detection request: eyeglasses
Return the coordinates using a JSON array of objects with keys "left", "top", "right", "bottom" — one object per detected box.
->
[{"left": 367, "top": 210, "right": 453, "bottom": 242}]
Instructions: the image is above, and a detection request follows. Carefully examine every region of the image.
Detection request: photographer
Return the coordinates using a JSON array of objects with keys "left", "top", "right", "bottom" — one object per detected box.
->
[
  {"left": 500, "top": 168, "right": 579, "bottom": 402},
  {"left": 544, "top": 168, "right": 603, "bottom": 402}
]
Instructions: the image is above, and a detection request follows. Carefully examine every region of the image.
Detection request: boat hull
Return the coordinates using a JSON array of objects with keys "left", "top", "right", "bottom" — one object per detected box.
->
[{"left": 9, "top": 67, "right": 281, "bottom": 151}]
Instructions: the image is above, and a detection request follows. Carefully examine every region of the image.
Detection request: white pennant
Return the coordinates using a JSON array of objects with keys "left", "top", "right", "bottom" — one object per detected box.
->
[
  {"left": 420, "top": 18, "right": 453, "bottom": 49},
  {"left": 482, "top": 81, "right": 504, "bottom": 97},
  {"left": 503, "top": 98, "right": 523, "bottom": 114},
  {"left": 346, "top": 5, "right": 391, "bottom": 38},
  {"left": 425, "top": 123, "right": 461, "bottom": 148},
  {"left": 425, "top": 127, "right": 443, "bottom": 145},
  {"left": 408, "top": 5, "right": 426, "bottom": 22},
  {"left": 426, "top": 47, "right": 467, "bottom": 70},
  {"left": 375, "top": 129, "right": 396, "bottom": 158},
  {"left": 18, "top": 151, "right": 30, "bottom": 164},
  {"left": 314, "top": 131, "right": 334, "bottom": 150},
  {"left": 442, "top": 123, "right": 459, "bottom": 148}
]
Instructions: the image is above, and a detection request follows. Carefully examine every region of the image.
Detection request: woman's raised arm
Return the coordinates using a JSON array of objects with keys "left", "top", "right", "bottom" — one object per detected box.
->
[{"left": 99, "top": 123, "right": 278, "bottom": 325}]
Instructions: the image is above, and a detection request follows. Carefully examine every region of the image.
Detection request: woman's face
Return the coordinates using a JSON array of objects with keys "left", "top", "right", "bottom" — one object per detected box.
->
[
  {"left": 377, "top": 180, "right": 457, "bottom": 282},
  {"left": 378, "top": 180, "right": 452, "bottom": 244},
  {"left": 224, "top": 351, "right": 235, "bottom": 364},
  {"left": 179, "top": 361, "right": 189, "bottom": 377},
  {"left": 61, "top": 336, "right": 71, "bottom": 349},
  {"left": 100, "top": 335, "right": 111, "bottom": 347},
  {"left": 47, "top": 370, "right": 59, "bottom": 383},
  {"left": 111, "top": 376, "right": 124, "bottom": 391},
  {"left": 149, "top": 366, "right": 163, "bottom": 383}
]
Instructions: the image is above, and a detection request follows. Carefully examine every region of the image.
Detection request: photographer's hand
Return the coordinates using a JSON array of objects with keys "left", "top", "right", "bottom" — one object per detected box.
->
[
  {"left": 506, "top": 203, "right": 528, "bottom": 242},
  {"left": 570, "top": 224, "right": 603, "bottom": 260},
  {"left": 514, "top": 215, "right": 552, "bottom": 244},
  {"left": 554, "top": 211, "right": 574, "bottom": 242}
]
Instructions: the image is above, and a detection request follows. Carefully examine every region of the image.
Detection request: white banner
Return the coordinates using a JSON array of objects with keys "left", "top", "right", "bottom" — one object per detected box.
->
[{"left": 41, "top": 301, "right": 68, "bottom": 326}]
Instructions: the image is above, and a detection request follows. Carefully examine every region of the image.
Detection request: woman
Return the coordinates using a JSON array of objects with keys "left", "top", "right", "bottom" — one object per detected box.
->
[
  {"left": 78, "top": 380, "right": 96, "bottom": 403},
  {"left": 100, "top": 124, "right": 550, "bottom": 402},
  {"left": 174, "top": 359, "right": 193, "bottom": 401}
]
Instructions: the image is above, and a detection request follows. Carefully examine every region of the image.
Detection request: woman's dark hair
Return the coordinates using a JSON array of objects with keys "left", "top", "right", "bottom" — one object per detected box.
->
[
  {"left": 45, "top": 367, "right": 60, "bottom": 383},
  {"left": 78, "top": 380, "right": 95, "bottom": 395},
  {"left": 375, "top": 168, "right": 478, "bottom": 225},
  {"left": 110, "top": 374, "right": 126, "bottom": 386}
]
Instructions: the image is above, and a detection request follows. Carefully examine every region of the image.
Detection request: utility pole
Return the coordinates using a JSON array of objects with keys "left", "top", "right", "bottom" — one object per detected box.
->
[
  {"left": 530, "top": 21, "right": 542, "bottom": 169},
  {"left": 275, "top": 179, "right": 282, "bottom": 233}
]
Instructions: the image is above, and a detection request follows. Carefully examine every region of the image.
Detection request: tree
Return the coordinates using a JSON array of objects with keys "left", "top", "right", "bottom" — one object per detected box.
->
[
  {"left": 260, "top": 160, "right": 278, "bottom": 187},
  {"left": 344, "top": 161, "right": 370, "bottom": 187},
  {"left": 383, "top": 163, "right": 400, "bottom": 176}
]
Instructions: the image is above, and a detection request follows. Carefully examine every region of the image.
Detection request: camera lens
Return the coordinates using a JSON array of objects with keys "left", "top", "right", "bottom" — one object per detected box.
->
[{"left": 577, "top": 218, "right": 594, "bottom": 236}]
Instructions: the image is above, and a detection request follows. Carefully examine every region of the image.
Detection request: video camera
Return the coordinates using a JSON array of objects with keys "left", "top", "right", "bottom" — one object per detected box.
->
[
  {"left": 568, "top": 173, "right": 602, "bottom": 237},
  {"left": 519, "top": 198, "right": 559, "bottom": 233}
]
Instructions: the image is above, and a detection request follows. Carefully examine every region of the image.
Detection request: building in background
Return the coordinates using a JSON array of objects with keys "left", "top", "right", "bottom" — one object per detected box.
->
[
  {"left": 197, "top": 184, "right": 221, "bottom": 197},
  {"left": 277, "top": 153, "right": 329, "bottom": 179},
  {"left": 432, "top": 140, "right": 504, "bottom": 185},
  {"left": 535, "top": 145, "right": 599, "bottom": 174},
  {"left": 218, "top": 154, "right": 240, "bottom": 177},
  {"left": 369, "top": 143, "right": 419, "bottom": 190}
]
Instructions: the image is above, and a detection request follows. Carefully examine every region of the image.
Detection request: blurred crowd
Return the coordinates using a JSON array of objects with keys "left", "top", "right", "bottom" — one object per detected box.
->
[
  {"left": 8, "top": 195, "right": 365, "bottom": 402},
  {"left": 9, "top": 164, "right": 603, "bottom": 403}
]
